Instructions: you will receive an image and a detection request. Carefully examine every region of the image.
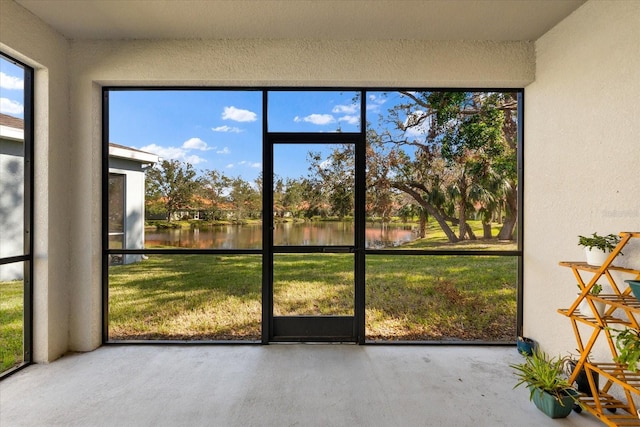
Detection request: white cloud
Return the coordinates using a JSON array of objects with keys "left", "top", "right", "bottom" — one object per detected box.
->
[
  {"left": 332, "top": 104, "right": 358, "bottom": 114},
  {"left": 222, "top": 106, "right": 257, "bottom": 122},
  {"left": 338, "top": 115, "right": 359, "bottom": 125},
  {"left": 140, "top": 143, "right": 207, "bottom": 165},
  {"left": 226, "top": 163, "right": 235, "bottom": 168},
  {"left": 185, "top": 155, "right": 207, "bottom": 165},
  {"left": 301, "top": 114, "right": 335, "bottom": 125},
  {"left": 212, "top": 125, "right": 242, "bottom": 133},
  {"left": 293, "top": 116, "right": 302, "bottom": 123},
  {"left": 0, "top": 97, "right": 23, "bottom": 115},
  {"left": 404, "top": 110, "right": 430, "bottom": 137},
  {"left": 216, "top": 147, "right": 230, "bottom": 154},
  {"left": 367, "top": 95, "right": 387, "bottom": 111},
  {"left": 238, "top": 160, "right": 261, "bottom": 168},
  {"left": 0, "top": 72, "right": 23, "bottom": 90},
  {"left": 182, "top": 137, "right": 212, "bottom": 151}
]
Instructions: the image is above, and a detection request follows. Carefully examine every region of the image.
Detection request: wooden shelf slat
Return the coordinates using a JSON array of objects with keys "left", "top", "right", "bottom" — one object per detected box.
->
[{"left": 560, "top": 232, "right": 640, "bottom": 426}]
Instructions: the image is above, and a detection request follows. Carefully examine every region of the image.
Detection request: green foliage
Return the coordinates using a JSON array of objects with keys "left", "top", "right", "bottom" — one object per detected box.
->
[
  {"left": 146, "top": 159, "right": 197, "bottom": 221},
  {"left": 577, "top": 283, "right": 603, "bottom": 295},
  {"left": 511, "top": 349, "right": 575, "bottom": 403},
  {"left": 578, "top": 233, "right": 621, "bottom": 253},
  {"left": 612, "top": 328, "right": 640, "bottom": 372},
  {"left": 367, "top": 91, "right": 519, "bottom": 243}
]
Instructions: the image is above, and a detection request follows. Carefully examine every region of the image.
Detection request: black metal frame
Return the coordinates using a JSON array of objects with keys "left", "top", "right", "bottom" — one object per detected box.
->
[
  {"left": 0, "top": 53, "right": 34, "bottom": 378},
  {"left": 101, "top": 87, "right": 524, "bottom": 346},
  {"left": 265, "top": 122, "right": 365, "bottom": 342}
]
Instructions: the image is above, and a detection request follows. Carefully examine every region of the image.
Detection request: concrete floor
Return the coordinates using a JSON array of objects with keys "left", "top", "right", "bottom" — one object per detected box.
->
[{"left": 1, "top": 345, "right": 602, "bottom": 427}]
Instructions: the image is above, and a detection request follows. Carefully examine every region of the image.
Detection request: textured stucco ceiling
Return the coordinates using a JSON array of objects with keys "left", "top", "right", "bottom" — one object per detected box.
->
[{"left": 14, "top": 0, "right": 586, "bottom": 41}]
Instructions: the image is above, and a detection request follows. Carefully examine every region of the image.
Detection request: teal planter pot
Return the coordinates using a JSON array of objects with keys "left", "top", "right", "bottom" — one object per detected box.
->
[
  {"left": 626, "top": 280, "right": 640, "bottom": 301},
  {"left": 530, "top": 387, "right": 578, "bottom": 418},
  {"left": 517, "top": 336, "right": 535, "bottom": 356}
]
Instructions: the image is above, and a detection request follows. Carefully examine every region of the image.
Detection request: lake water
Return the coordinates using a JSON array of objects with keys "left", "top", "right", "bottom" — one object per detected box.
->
[{"left": 145, "top": 222, "right": 417, "bottom": 249}]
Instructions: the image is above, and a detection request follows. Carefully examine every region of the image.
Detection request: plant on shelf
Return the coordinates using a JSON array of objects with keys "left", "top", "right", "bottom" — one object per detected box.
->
[
  {"left": 564, "top": 352, "right": 598, "bottom": 397},
  {"left": 511, "top": 349, "right": 578, "bottom": 418},
  {"left": 612, "top": 328, "right": 640, "bottom": 372},
  {"left": 578, "top": 283, "right": 603, "bottom": 295},
  {"left": 578, "top": 233, "right": 621, "bottom": 252},
  {"left": 578, "top": 233, "right": 622, "bottom": 266},
  {"left": 577, "top": 283, "right": 605, "bottom": 318}
]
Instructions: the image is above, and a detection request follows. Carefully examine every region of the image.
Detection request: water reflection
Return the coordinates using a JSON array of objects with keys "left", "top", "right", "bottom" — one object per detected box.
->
[{"left": 145, "top": 222, "right": 416, "bottom": 249}]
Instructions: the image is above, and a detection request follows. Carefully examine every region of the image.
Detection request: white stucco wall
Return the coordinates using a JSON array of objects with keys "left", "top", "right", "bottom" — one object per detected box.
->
[
  {"left": 9, "top": 0, "right": 637, "bottom": 362},
  {"left": 0, "top": 0, "right": 71, "bottom": 362},
  {"left": 65, "top": 38, "right": 535, "bottom": 353},
  {"left": 524, "top": 0, "right": 640, "bottom": 356}
]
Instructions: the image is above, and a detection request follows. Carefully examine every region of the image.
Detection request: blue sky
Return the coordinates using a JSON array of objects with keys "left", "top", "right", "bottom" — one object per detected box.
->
[
  {"left": 0, "top": 56, "right": 25, "bottom": 119},
  {"left": 109, "top": 90, "right": 372, "bottom": 182},
  {"left": 0, "top": 56, "right": 412, "bottom": 183}
]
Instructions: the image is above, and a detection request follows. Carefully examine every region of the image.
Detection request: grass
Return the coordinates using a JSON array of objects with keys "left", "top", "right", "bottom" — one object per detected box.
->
[
  {"left": 0, "top": 280, "right": 24, "bottom": 373},
  {"left": 366, "top": 255, "right": 516, "bottom": 341},
  {"left": 0, "top": 221, "right": 518, "bottom": 370},
  {"left": 108, "top": 255, "right": 262, "bottom": 340},
  {"left": 108, "top": 247, "right": 517, "bottom": 342}
]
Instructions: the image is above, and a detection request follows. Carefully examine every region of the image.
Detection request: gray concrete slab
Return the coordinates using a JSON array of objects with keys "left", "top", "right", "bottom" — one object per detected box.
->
[{"left": 1, "top": 345, "right": 602, "bottom": 426}]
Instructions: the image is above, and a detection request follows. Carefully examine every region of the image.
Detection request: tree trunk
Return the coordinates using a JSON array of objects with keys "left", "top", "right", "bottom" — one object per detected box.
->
[
  {"left": 483, "top": 222, "right": 492, "bottom": 239},
  {"left": 463, "top": 222, "right": 477, "bottom": 240},
  {"left": 498, "top": 185, "right": 517, "bottom": 240},
  {"left": 457, "top": 181, "right": 469, "bottom": 240},
  {"left": 418, "top": 210, "right": 427, "bottom": 238},
  {"left": 458, "top": 198, "right": 467, "bottom": 240},
  {"left": 392, "top": 182, "right": 459, "bottom": 243}
]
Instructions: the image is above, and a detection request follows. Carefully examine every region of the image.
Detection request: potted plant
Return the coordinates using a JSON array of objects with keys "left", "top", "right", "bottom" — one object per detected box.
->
[
  {"left": 577, "top": 283, "right": 605, "bottom": 318},
  {"left": 612, "top": 328, "right": 640, "bottom": 372},
  {"left": 565, "top": 354, "right": 599, "bottom": 397},
  {"left": 511, "top": 349, "right": 579, "bottom": 418},
  {"left": 578, "top": 233, "right": 621, "bottom": 266},
  {"left": 517, "top": 336, "right": 536, "bottom": 356}
]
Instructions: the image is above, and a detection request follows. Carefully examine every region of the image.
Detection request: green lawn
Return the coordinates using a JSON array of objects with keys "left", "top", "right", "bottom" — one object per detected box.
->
[
  {"left": 0, "top": 280, "right": 24, "bottom": 373},
  {"left": 109, "top": 249, "right": 517, "bottom": 342},
  {"left": 0, "top": 226, "right": 518, "bottom": 373}
]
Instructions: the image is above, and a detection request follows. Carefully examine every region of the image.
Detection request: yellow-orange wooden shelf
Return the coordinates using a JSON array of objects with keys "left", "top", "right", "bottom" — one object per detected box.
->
[{"left": 558, "top": 232, "right": 640, "bottom": 426}]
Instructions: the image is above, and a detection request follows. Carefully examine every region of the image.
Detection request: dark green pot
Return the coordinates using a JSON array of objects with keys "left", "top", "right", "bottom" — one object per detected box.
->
[{"left": 530, "top": 387, "right": 577, "bottom": 418}]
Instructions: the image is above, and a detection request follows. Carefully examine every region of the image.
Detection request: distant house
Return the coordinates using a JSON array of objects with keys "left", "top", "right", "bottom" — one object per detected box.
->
[
  {"left": 0, "top": 113, "right": 158, "bottom": 279},
  {"left": 107, "top": 143, "right": 159, "bottom": 265},
  {"left": 0, "top": 113, "right": 25, "bottom": 281}
]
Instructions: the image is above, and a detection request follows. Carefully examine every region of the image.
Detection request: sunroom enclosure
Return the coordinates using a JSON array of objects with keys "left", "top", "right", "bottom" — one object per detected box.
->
[
  {"left": 104, "top": 89, "right": 522, "bottom": 344},
  {"left": 0, "top": 53, "right": 33, "bottom": 376}
]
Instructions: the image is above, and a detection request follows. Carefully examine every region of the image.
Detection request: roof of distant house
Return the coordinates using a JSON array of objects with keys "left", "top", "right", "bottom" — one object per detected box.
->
[
  {"left": 109, "top": 142, "right": 159, "bottom": 164},
  {"left": 0, "top": 113, "right": 24, "bottom": 129},
  {"left": 0, "top": 113, "right": 25, "bottom": 141},
  {"left": 0, "top": 113, "right": 158, "bottom": 164}
]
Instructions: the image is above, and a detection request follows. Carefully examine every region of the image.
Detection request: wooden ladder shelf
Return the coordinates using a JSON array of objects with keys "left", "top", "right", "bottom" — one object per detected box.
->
[{"left": 558, "top": 232, "right": 640, "bottom": 426}]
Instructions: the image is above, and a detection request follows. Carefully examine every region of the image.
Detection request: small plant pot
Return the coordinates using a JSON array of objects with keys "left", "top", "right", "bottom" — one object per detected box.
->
[
  {"left": 568, "top": 360, "right": 599, "bottom": 396},
  {"left": 517, "top": 336, "right": 535, "bottom": 356},
  {"left": 578, "top": 296, "right": 606, "bottom": 318},
  {"left": 585, "top": 248, "right": 609, "bottom": 266},
  {"left": 626, "top": 280, "right": 640, "bottom": 302},
  {"left": 530, "top": 387, "right": 578, "bottom": 418}
]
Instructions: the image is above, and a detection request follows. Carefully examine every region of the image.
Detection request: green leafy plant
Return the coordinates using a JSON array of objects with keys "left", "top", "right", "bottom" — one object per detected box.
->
[
  {"left": 577, "top": 283, "right": 603, "bottom": 295},
  {"left": 511, "top": 349, "right": 576, "bottom": 404},
  {"left": 578, "top": 233, "right": 621, "bottom": 253},
  {"left": 612, "top": 328, "right": 640, "bottom": 372}
]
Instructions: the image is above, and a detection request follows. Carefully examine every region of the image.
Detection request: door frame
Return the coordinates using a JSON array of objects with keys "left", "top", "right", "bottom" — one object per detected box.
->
[{"left": 262, "top": 91, "right": 367, "bottom": 343}]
